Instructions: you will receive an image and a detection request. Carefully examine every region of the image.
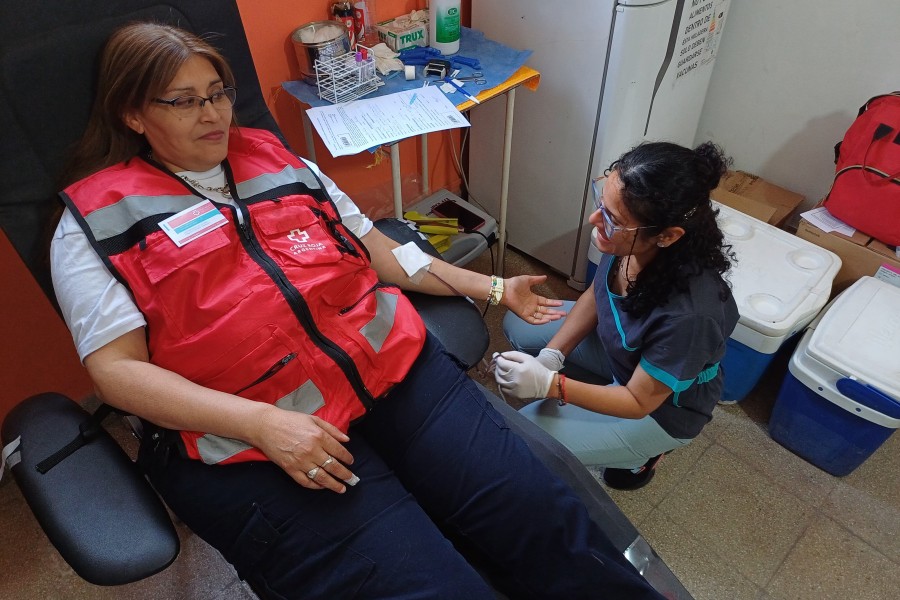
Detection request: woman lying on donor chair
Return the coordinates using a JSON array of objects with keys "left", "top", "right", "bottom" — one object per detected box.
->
[
  {"left": 495, "top": 142, "right": 739, "bottom": 491},
  {"left": 50, "top": 22, "right": 663, "bottom": 599}
]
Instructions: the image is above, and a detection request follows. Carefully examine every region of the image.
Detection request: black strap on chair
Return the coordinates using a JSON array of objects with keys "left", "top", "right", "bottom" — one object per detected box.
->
[{"left": 34, "top": 403, "right": 116, "bottom": 474}]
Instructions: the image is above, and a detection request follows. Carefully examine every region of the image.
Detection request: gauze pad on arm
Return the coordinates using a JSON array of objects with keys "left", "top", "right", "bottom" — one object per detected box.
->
[{"left": 391, "top": 241, "right": 435, "bottom": 284}]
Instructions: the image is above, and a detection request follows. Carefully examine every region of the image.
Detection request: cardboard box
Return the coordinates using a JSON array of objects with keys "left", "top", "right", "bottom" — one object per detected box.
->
[
  {"left": 376, "top": 17, "right": 428, "bottom": 51},
  {"left": 711, "top": 171, "right": 804, "bottom": 227},
  {"left": 796, "top": 218, "right": 900, "bottom": 294},
  {"left": 712, "top": 188, "right": 776, "bottom": 223}
]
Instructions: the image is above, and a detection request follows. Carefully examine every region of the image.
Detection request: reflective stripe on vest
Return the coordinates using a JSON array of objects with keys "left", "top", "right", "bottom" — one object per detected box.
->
[
  {"left": 84, "top": 194, "right": 198, "bottom": 241},
  {"left": 362, "top": 290, "right": 398, "bottom": 353},
  {"left": 237, "top": 164, "right": 322, "bottom": 198},
  {"left": 196, "top": 378, "right": 327, "bottom": 464},
  {"left": 82, "top": 167, "right": 325, "bottom": 246}
]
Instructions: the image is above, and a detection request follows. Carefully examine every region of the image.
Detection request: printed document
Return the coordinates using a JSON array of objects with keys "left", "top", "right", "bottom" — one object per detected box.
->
[
  {"left": 305, "top": 86, "right": 470, "bottom": 157},
  {"left": 800, "top": 206, "right": 856, "bottom": 236}
]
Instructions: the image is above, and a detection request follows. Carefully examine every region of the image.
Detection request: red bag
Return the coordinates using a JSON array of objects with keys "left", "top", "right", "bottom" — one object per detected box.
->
[{"left": 824, "top": 92, "right": 900, "bottom": 245}]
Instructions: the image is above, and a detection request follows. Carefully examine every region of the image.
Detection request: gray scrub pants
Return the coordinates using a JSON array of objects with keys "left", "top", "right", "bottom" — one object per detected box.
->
[{"left": 502, "top": 302, "right": 691, "bottom": 470}]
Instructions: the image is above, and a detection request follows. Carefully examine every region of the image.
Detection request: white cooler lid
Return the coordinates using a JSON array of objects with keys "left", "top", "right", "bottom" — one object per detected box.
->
[
  {"left": 713, "top": 201, "right": 841, "bottom": 338},
  {"left": 807, "top": 276, "right": 900, "bottom": 401}
]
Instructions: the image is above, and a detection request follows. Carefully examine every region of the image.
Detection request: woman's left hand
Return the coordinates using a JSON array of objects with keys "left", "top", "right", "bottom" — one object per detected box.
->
[{"left": 503, "top": 275, "right": 565, "bottom": 324}]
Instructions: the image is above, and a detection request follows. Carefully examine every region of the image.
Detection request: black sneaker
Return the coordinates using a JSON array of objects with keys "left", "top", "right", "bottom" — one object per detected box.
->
[{"left": 602, "top": 454, "right": 665, "bottom": 490}]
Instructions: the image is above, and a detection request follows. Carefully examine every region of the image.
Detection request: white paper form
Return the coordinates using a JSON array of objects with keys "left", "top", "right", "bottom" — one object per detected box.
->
[
  {"left": 800, "top": 206, "right": 857, "bottom": 236},
  {"left": 305, "top": 86, "right": 470, "bottom": 157}
]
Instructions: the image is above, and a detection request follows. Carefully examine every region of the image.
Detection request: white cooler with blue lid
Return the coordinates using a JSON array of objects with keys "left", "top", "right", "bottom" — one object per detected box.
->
[
  {"left": 714, "top": 201, "right": 841, "bottom": 401},
  {"left": 769, "top": 276, "right": 900, "bottom": 475}
]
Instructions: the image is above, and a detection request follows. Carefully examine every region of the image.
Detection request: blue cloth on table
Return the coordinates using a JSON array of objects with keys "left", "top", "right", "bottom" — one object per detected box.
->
[{"left": 281, "top": 27, "right": 532, "bottom": 109}]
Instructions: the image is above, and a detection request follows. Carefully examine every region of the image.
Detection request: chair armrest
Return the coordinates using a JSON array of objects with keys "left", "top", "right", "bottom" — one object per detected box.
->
[{"left": 1, "top": 393, "right": 179, "bottom": 585}]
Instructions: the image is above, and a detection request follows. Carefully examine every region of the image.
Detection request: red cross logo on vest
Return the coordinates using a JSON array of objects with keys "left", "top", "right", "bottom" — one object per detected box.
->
[{"left": 288, "top": 229, "right": 309, "bottom": 243}]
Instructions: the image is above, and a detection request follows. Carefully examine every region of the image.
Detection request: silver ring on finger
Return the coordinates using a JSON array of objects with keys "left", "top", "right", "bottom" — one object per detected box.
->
[
  {"left": 321, "top": 455, "right": 334, "bottom": 468},
  {"left": 306, "top": 466, "right": 320, "bottom": 479},
  {"left": 533, "top": 311, "right": 540, "bottom": 320}
]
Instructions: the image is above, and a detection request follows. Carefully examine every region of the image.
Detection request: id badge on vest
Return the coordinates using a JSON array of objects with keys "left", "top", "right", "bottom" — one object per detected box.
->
[{"left": 160, "top": 199, "right": 229, "bottom": 247}]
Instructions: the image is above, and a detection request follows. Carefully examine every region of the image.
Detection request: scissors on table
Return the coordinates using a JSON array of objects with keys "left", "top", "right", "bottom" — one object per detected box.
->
[{"left": 452, "top": 72, "right": 486, "bottom": 85}]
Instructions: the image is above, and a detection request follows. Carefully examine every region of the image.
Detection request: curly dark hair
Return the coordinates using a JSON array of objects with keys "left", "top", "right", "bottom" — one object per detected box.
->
[{"left": 609, "top": 141, "right": 735, "bottom": 317}]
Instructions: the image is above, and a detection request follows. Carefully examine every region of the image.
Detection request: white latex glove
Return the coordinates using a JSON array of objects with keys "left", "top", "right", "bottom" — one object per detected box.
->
[
  {"left": 493, "top": 351, "right": 555, "bottom": 400},
  {"left": 393, "top": 9, "right": 428, "bottom": 27},
  {"left": 370, "top": 43, "right": 404, "bottom": 75},
  {"left": 536, "top": 347, "right": 565, "bottom": 371}
]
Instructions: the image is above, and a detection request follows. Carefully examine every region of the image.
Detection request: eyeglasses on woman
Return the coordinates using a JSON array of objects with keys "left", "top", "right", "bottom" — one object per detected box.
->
[
  {"left": 590, "top": 175, "right": 654, "bottom": 239},
  {"left": 152, "top": 86, "right": 236, "bottom": 116}
]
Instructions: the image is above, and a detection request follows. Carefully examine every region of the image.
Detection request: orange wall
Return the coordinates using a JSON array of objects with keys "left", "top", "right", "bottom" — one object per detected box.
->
[
  {"left": 0, "top": 1, "right": 472, "bottom": 422},
  {"left": 0, "top": 231, "right": 92, "bottom": 423},
  {"left": 236, "top": 0, "right": 471, "bottom": 219}
]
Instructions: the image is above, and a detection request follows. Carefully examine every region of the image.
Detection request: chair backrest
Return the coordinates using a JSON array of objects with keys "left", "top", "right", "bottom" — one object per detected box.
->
[{"left": 0, "top": 0, "right": 281, "bottom": 308}]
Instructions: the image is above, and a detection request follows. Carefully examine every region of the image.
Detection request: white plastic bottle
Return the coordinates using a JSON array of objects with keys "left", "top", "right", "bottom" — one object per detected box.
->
[{"left": 429, "top": 0, "right": 460, "bottom": 55}]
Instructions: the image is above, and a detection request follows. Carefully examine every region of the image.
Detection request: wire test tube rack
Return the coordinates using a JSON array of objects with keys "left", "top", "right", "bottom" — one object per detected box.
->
[{"left": 315, "top": 51, "right": 382, "bottom": 104}]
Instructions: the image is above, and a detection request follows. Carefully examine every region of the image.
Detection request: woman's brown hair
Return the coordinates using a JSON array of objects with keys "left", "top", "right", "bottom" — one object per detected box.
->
[{"left": 61, "top": 22, "right": 236, "bottom": 187}]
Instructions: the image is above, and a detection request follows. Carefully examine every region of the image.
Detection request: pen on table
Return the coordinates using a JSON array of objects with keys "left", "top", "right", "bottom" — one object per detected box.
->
[{"left": 443, "top": 78, "right": 480, "bottom": 104}]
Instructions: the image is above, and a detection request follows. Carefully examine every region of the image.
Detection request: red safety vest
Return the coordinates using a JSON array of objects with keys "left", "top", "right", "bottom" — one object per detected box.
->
[{"left": 62, "top": 128, "right": 426, "bottom": 464}]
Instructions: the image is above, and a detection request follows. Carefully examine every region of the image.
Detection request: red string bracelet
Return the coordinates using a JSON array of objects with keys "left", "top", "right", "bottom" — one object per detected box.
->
[{"left": 557, "top": 373, "right": 567, "bottom": 406}]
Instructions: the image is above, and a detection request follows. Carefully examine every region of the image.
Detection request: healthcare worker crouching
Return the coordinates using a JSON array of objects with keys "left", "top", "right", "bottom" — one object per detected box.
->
[{"left": 494, "top": 141, "right": 739, "bottom": 490}]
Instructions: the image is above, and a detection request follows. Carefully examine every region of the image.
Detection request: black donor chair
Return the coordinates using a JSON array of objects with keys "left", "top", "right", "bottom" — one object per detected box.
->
[{"left": 0, "top": 1, "right": 690, "bottom": 597}]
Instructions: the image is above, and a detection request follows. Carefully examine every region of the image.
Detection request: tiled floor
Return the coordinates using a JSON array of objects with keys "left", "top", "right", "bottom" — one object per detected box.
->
[{"left": 1, "top": 246, "right": 897, "bottom": 599}]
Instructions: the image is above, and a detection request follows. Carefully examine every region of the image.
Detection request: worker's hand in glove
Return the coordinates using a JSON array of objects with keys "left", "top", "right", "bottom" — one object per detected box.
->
[
  {"left": 536, "top": 347, "right": 565, "bottom": 371},
  {"left": 492, "top": 351, "right": 555, "bottom": 401}
]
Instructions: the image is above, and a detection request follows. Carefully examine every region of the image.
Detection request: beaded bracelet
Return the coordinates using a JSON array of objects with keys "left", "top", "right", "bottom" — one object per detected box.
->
[
  {"left": 487, "top": 275, "right": 504, "bottom": 305},
  {"left": 556, "top": 373, "right": 568, "bottom": 406}
]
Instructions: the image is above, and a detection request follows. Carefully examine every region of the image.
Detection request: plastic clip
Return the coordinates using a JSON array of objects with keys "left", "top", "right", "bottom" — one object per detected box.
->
[{"left": 424, "top": 59, "right": 452, "bottom": 79}]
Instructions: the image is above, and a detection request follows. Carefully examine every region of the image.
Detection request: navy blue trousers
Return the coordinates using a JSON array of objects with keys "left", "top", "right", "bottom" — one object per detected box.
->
[{"left": 139, "top": 335, "right": 660, "bottom": 599}]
